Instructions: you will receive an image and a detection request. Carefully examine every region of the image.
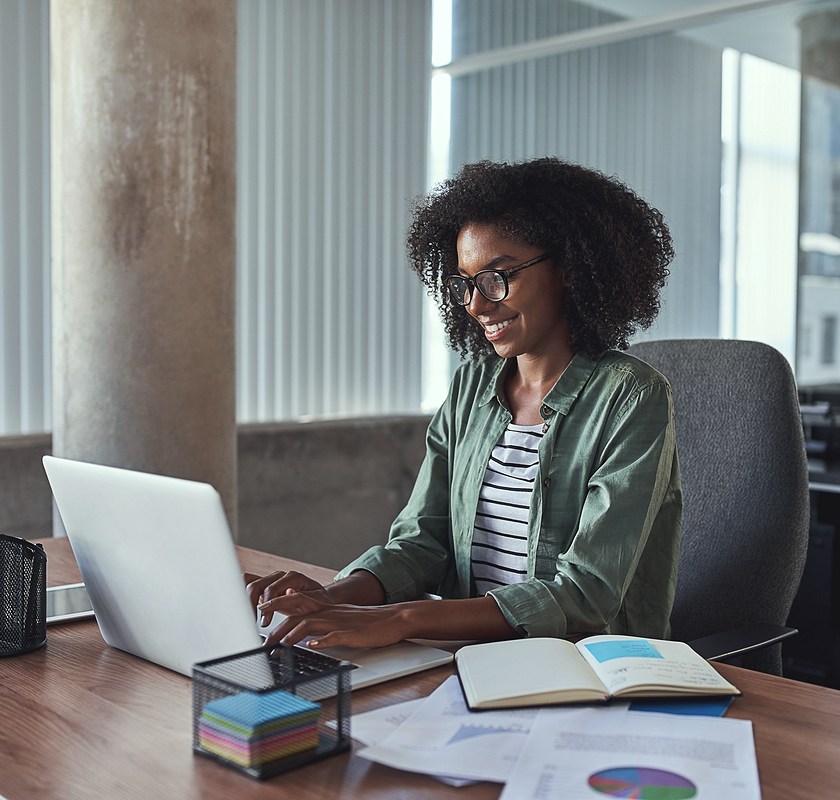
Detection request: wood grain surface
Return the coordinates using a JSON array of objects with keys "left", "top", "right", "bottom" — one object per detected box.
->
[{"left": 0, "top": 538, "right": 836, "bottom": 800}]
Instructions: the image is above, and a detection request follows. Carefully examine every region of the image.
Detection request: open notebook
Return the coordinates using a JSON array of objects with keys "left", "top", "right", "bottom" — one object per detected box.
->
[{"left": 42, "top": 456, "right": 452, "bottom": 687}]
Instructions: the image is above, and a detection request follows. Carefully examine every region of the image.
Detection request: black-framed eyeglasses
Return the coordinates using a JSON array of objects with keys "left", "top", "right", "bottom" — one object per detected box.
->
[{"left": 445, "top": 253, "right": 552, "bottom": 306}]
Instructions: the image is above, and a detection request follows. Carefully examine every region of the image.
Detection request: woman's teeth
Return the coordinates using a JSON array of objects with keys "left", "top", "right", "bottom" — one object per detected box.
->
[{"left": 485, "top": 319, "right": 513, "bottom": 333}]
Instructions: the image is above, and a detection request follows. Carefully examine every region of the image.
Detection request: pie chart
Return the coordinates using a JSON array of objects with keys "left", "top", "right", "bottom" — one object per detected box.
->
[{"left": 588, "top": 766, "right": 697, "bottom": 799}]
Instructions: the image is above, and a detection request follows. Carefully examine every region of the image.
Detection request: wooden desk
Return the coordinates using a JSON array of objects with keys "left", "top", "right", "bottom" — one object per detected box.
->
[{"left": 1, "top": 539, "right": 838, "bottom": 800}]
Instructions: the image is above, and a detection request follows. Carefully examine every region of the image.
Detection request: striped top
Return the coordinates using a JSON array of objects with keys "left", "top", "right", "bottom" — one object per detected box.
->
[{"left": 471, "top": 422, "right": 544, "bottom": 595}]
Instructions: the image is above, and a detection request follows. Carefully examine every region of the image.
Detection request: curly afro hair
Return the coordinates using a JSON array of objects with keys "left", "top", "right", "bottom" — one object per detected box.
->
[{"left": 406, "top": 157, "right": 674, "bottom": 360}]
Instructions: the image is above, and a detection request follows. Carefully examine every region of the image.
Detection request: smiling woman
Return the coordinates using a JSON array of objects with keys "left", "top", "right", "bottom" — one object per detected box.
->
[
  {"left": 248, "top": 157, "right": 682, "bottom": 654},
  {"left": 409, "top": 158, "right": 673, "bottom": 362}
]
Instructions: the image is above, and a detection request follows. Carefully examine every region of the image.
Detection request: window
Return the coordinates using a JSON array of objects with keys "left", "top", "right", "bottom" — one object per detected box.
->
[{"left": 822, "top": 316, "right": 838, "bottom": 366}]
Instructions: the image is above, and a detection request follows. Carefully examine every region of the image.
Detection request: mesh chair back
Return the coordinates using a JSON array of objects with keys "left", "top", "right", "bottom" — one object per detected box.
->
[{"left": 627, "top": 339, "right": 809, "bottom": 674}]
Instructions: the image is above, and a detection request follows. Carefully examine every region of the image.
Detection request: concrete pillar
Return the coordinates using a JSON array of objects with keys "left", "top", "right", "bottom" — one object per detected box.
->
[
  {"left": 50, "top": 1, "right": 238, "bottom": 534},
  {"left": 797, "top": 8, "right": 840, "bottom": 384},
  {"left": 800, "top": 9, "right": 840, "bottom": 86}
]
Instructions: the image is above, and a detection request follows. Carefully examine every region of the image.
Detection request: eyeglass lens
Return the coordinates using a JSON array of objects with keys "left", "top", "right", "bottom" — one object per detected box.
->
[{"left": 446, "top": 271, "right": 508, "bottom": 305}]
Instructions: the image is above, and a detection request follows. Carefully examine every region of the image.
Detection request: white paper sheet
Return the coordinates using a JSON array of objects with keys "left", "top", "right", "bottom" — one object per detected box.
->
[
  {"left": 357, "top": 675, "right": 631, "bottom": 784},
  {"left": 347, "top": 698, "right": 475, "bottom": 787},
  {"left": 499, "top": 707, "right": 761, "bottom": 800},
  {"left": 348, "top": 697, "right": 425, "bottom": 747}
]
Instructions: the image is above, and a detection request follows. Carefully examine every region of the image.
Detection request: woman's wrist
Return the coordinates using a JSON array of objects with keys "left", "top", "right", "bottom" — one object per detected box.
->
[{"left": 324, "top": 569, "right": 386, "bottom": 606}]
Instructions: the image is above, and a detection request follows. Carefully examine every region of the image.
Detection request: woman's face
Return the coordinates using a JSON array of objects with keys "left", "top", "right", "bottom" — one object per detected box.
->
[{"left": 455, "top": 222, "right": 570, "bottom": 362}]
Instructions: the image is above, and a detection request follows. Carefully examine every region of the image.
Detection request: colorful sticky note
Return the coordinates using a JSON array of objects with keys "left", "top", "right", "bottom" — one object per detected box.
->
[
  {"left": 201, "top": 689, "right": 320, "bottom": 735},
  {"left": 584, "top": 639, "right": 664, "bottom": 663}
]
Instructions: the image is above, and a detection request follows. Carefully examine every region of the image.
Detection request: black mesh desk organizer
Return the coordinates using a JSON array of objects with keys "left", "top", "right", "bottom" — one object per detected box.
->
[
  {"left": 0, "top": 535, "right": 46, "bottom": 657},
  {"left": 192, "top": 644, "right": 353, "bottom": 779}
]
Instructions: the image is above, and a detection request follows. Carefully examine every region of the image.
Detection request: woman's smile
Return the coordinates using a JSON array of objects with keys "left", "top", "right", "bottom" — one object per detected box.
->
[{"left": 481, "top": 315, "right": 517, "bottom": 339}]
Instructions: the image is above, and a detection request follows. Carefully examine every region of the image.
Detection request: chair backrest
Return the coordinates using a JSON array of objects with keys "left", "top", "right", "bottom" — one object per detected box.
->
[{"left": 627, "top": 339, "right": 810, "bottom": 674}]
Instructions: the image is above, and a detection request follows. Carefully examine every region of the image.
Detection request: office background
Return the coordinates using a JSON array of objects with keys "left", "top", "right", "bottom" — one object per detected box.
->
[
  {"left": 6, "top": 0, "right": 833, "bottom": 433},
  {"left": 0, "top": 3, "right": 837, "bottom": 593}
]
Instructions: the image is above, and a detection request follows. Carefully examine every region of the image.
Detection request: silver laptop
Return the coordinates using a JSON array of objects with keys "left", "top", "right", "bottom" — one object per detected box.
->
[{"left": 42, "top": 456, "right": 452, "bottom": 687}]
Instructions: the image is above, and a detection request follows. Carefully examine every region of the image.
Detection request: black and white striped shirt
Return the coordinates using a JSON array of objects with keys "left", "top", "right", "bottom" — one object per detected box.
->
[{"left": 471, "top": 422, "right": 544, "bottom": 595}]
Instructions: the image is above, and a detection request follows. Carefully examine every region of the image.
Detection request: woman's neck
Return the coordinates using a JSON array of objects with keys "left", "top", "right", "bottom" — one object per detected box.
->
[
  {"left": 504, "top": 348, "right": 575, "bottom": 425},
  {"left": 514, "top": 344, "right": 575, "bottom": 392}
]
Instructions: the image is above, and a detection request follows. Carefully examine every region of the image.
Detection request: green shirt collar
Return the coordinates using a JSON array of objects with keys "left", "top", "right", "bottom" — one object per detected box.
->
[{"left": 478, "top": 352, "right": 601, "bottom": 415}]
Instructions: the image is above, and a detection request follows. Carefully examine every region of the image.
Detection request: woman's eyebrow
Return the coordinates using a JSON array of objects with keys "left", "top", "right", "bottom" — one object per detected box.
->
[{"left": 456, "top": 254, "right": 517, "bottom": 275}]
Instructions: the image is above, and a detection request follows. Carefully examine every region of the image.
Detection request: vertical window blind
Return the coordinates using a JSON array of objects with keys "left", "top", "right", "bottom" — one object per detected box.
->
[
  {"left": 236, "top": 0, "right": 430, "bottom": 422},
  {"left": 0, "top": 0, "right": 50, "bottom": 435},
  {"left": 0, "top": 0, "right": 430, "bottom": 435},
  {"left": 0, "top": 0, "right": 801, "bottom": 434},
  {"left": 447, "top": 0, "right": 725, "bottom": 345}
]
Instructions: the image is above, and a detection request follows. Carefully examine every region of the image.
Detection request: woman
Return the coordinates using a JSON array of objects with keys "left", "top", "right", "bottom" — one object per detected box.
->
[{"left": 246, "top": 157, "right": 682, "bottom": 650}]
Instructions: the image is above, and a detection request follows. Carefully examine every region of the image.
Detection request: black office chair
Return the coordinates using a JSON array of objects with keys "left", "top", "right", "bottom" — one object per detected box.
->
[{"left": 627, "top": 338, "right": 810, "bottom": 675}]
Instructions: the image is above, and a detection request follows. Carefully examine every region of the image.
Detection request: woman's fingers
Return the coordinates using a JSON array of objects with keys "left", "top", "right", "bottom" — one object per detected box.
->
[
  {"left": 257, "top": 592, "right": 329, "bottom": 633},
  {"left": 248, "top": 579, "right": 408, "bottom": 650},
  {"left": 264, "top": 605, "right": 407, "bottom": 650},
  {"left": 244, "top": 570, "right": 330, "bottom": 611},
  {"left": 259, "top": 589, "right": 323, "bottom": 617},
  {"left": 244, "top": 571, "right": 285, "bottom": 609},
  {"left": 264, "top": 610, "right": 327, "bottom": 646}
]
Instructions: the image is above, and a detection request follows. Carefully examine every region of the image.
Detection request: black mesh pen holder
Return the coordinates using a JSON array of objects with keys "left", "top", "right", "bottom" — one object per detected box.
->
[
  {"left": 192, "top": 644, "right": 354, "bottom": 780},
  {"left": 0, "top": 534, "right": 47, "bottom": 656}
]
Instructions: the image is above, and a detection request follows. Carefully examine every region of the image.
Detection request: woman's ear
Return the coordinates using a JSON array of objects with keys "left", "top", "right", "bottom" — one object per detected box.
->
[{"left": 559, "top": 267, "right": 572, "bottom": 288}]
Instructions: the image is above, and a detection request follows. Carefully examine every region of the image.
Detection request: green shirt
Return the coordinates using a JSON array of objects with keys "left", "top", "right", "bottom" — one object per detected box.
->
[{"left": 338, "top": 350, "right": 682, "bottom": 639}]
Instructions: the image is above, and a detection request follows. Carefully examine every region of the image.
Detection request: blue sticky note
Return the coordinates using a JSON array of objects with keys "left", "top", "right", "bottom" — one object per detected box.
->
[
  {"left": 584, "top": 639, "right": 664, "bottom": 663},
  {"left": 202, "top": 690, "right": 320, "bottom": 733}
]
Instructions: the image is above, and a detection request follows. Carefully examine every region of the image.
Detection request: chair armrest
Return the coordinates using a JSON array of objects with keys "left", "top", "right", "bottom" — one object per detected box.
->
[{"left": 687, "top": 624, "right": 798, "bottom": 662}]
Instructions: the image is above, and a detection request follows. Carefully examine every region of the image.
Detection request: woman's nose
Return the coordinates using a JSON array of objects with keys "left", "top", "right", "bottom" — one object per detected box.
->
[{"left": 467, "top": 287, "right": 493, "bottom": 316}]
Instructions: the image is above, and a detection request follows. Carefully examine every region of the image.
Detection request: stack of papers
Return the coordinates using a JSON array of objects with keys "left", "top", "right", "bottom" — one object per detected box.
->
[
  {"left": 351, "top": 676, "right": 762, "bottom": 799},
  {"left": 198, "top": 689, "right": 320, "bottom": 768}
]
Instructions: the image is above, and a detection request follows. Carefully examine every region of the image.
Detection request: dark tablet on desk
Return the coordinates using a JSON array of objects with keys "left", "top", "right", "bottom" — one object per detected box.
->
[{"left": 46, "top": 582, "right": 95, "bottom": 624}]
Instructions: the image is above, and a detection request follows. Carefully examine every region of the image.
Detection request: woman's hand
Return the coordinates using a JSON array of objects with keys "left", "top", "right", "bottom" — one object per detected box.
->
[
  {"left": 244, "top": 568, "right": 388, "bottom": 627},
  {"left": 259, "top": 592, "right": 518, "bottom": 650},
  {"left": 244, "top": 570, "right": 332, "bottom": 626},
  {"left": 261, "top": 593, "right": 412, "bottom": 650},
  {"left": 245, "top": 571, "right": 517, "bottom": 648}
]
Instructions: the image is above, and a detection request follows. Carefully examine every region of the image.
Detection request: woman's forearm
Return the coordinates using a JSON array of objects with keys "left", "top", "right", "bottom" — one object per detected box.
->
[
  {"left": 326, "top": 575, "right": 516, "bottom": 641},
  {"left": 260, "top": 570, "right": 519, "bottom": 648},
  {"left": 395, "top": 595, "right": 517, "bottom": 641},
  {"left": 265, "top": 587, "right": 518, "bottom": 648}
]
